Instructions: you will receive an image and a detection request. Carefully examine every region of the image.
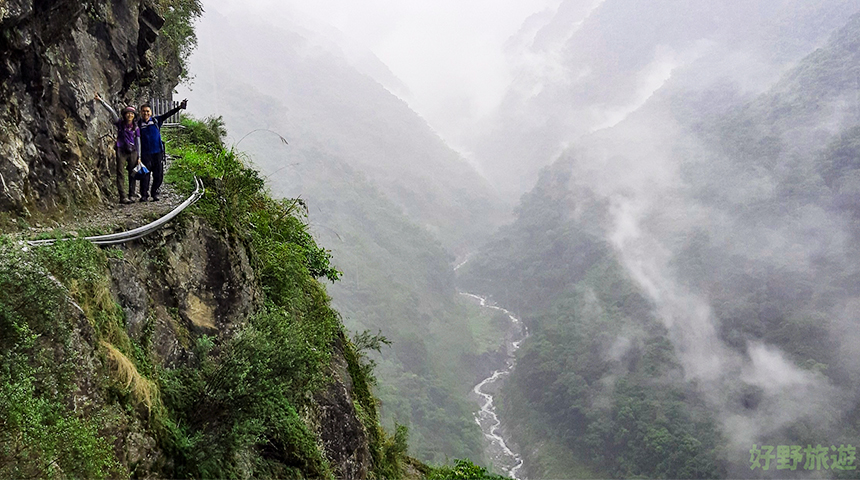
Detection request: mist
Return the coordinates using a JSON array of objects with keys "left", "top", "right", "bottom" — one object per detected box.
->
[
  {"left": 544, "top": 4, "right": 860, "bottom": 472},
  {"left": 177, "top": 0, "right": 860, "bottom": 476},
  {"left": 188, "top": 0, "right": 560, "bottom": 151}
]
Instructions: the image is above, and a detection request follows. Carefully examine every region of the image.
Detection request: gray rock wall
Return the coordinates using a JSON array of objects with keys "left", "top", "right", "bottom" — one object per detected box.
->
[
  {"left": 108, "top": 219, "right": 258, "bottom": 368},
  {"left": 0, "top": 0, "right": 172, "bottom": 219},
  {"left": 107, "top": 220, "right": 373, "bottom": 478}
]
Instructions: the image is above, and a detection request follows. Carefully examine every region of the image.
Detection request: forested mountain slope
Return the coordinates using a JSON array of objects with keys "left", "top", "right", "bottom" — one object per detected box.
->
[
  {"left": 459, "top": 161, "right": 726, "bottom": 479},
  {"left": 460, "top": 11, "right": 860, "bottom": 479},
  {"left": 0, "top": 0, "right": 504, "bottom": 477},
  {"left": 179, "top": 6, "right": 511, "bottom": 465},
  {"left": 268, "top": 146, "right": 493, "bottom": 464}
]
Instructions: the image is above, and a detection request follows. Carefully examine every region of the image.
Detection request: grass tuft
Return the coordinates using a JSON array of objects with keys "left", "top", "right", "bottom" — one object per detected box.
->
[{"left": 101, "top": 340, "right": 161, "bottom": 414}]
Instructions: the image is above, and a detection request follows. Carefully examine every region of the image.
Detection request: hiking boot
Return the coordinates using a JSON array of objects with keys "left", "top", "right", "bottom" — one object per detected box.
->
[
  {"left": 151, "top": 194, "right": 160, "bottom": 202},
  {"left": 121, "top": 197, "right": 134, "bottom": 204},
  {"left": 139, "top": 196, "right": 149, "bottom": 203}
]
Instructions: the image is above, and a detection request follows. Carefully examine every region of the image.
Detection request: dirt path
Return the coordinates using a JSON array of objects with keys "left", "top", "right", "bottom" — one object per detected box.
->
[
  {"left": 66, "top": 181, "right": 186, "bottom": 234},
  {"left": 12, "top": 157, "right": 189, "bottom": 240}
]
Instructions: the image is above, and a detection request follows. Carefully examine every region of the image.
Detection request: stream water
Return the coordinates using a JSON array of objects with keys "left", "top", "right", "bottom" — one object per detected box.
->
[{"left": 461, "top": 292, "right": 529, "bottom": 480}]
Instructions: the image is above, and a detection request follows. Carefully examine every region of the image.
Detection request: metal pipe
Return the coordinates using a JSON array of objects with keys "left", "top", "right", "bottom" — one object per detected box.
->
[{"left": 27, "top": 176, "right": 205, "bottom": 247}]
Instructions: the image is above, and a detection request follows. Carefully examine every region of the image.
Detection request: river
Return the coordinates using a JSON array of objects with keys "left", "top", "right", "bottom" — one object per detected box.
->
[{"left": 461, "top": 292, "right": 529, "bottom": 480}]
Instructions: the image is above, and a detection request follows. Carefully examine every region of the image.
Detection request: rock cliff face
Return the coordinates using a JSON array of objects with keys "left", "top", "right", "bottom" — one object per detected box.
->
[
  {"left": 0, "top": 0, "right": 173, "bottom": 221},
  {"left": 106, "top": 219, "right": 372, "bottom": 477},
  {"left": 0, "top": 3, "right": 376, "bottom": 477},
  {"left": 108, "top": 219, "right": 258, "bottom": 370}
]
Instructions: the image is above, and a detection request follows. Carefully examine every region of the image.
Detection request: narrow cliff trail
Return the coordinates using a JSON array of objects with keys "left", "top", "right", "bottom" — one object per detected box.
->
[
  {"left": 16, "top": 158, "right": 202, "bottom": 245},
  {"left": 28, "top": 177, "right": 204, "bottom": 246}
]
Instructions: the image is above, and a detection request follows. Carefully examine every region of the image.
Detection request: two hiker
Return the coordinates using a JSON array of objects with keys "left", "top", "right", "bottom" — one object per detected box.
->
[{"left": 95, "top": 93, "right": 187, "bottom": 204}]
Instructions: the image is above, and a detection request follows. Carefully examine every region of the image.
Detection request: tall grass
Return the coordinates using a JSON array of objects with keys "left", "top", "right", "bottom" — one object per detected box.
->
[
  {"left": 0, "top": 239, "right": 127, "bottom": 479},
  {"left": 101, "top": 340, "right": 161, "bottom": 413}
]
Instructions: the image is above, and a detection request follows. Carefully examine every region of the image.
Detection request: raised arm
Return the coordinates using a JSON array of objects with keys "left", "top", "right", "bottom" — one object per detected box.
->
[
  {"left": 156, "top": 98, "right": 187, "bottom": 124},
  {"left": 94, "top": 93, "right": 119, "bottom": 122}
]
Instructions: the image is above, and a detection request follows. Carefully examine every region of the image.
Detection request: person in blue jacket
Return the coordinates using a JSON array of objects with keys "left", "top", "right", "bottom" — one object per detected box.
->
[{"left": 138, "top": 99, "right": 187, "bottom": 201}]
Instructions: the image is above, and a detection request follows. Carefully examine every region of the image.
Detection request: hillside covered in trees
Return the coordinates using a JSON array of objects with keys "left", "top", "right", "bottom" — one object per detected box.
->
[
  {"left": 178, "top": 6, "right": 512, "bottom": 465},
  {"left": 0, "top": 0, "right": 503, "bottom": 477},
  {"left": 460, "top": 11, "right": 860, "bottom": 479}
]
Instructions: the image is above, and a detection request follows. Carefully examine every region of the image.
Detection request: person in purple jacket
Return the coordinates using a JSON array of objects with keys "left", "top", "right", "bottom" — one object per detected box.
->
[
  {"left": 138, "top": 99, "right": 186, "bottom": 201},
  {"left": 95, "top": 93, "right": 143, "bottom": 204}
]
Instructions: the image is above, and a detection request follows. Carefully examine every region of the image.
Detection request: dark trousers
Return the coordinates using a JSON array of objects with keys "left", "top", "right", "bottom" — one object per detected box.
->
[
  {"left": 142, "top": 150, "right": 164, "bottom": 197},
  {"left": 116, "top": 148, "right": 138, "bottom": 201}
]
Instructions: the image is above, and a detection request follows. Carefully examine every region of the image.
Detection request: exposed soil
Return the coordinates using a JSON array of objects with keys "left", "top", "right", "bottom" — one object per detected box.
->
[
  {"left": 11, "top": 157, "right": 189, "bottom": 240},
  {"left": 67, "top": 181, "right": 186, "bottom": 234}
]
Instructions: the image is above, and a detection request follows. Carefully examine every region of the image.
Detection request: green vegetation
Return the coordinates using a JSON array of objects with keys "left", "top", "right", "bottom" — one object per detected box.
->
[
  {"left": 270, "top": 157, "right": 490, "bottom": 464},
  {"left": 224, "top": 99, "right": 495, "bottom": 464},
  {"left": 500, "top": 433, "right": 599, "bottom": 480},
  {"left": 167, "top": 116, "right": 340, "bottom": 284},
  {"left": 155, "top": 116, "right": 411, "bottom": 478},
  {"left": 427, "top": 458, "right": 512, "bottom": 480},
  {"left": 0, "top": 116, "right": 418, "bottom": 479},
  {"left": 0, "top": 237, "right": 132, "bottom": 478},
  {"left": 171, "top": 29, "right": 516, "bottom": 463},
  {"left": 3, "top": 0, "right": 509, "bottom": 473},
  {"left": 155, "top": 0, "right": 203, "bottom": 83},
  {"left": 459, "top": 13, "right": 860, "bottom": 479},
  {"left": 459, "top": 164, "right": 726, "bottom": 479},
  {"left": 670, "top": 15, "right": 860, "bottom": 384}
]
